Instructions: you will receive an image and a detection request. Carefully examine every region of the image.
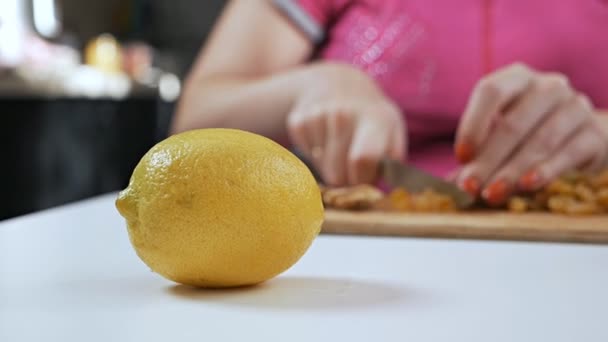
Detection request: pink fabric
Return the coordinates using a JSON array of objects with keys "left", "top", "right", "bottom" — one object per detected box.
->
[{"left": 289, "top": 0, "right": 608, "bottom": 177}]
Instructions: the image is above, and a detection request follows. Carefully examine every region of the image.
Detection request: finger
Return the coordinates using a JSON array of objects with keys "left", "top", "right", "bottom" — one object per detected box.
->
[
  {"left": 347, "top": 119, "right": 390, "bottom": 185},
  {"left": 464, "top": 74, "right": 574, "bottom": 188},
  {"left": 286, "top": 108, "right": 313, "bottom": 158},
  {"left": 322, "top": 111, "right": 354, "bottom": 186},
  {"left": 480, "top": 91, "right": 586, "bottom": 194},
  {"left": 305, "top": 107, "right": 327, "bottom": 164},
  {"left": 455, "top": 63, "right": 534, "bottom": 163},
  {"left": 580, "top": 129, "right": 608, "bottom": 173},
  {"left": 586, "top": 151, "right": 608, "bottom": 173},
  {"left": 387, "top": 118, "right": 407, "bottom": 162},
  {"left": 536, "top": 128, "right": 601, "bottom": 185},
  {"left": 510, "top": 95, "right": 591, "bottom": 191},
  {"left": 446, "top": 168, "right": 462, "bottom": 182},
  {"left": 582, "top": 114, "right": 608, "bottom": 172}
]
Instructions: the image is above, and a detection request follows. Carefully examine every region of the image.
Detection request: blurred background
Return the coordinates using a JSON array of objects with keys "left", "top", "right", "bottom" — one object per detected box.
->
[{"left": 0, "top": 0, "right": 226, "bottom": 220}]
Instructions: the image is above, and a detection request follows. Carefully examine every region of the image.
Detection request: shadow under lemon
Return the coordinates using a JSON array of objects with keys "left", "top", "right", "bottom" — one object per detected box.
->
[{"left": 166, "top": 275, "right": 428, "bottom": 311}]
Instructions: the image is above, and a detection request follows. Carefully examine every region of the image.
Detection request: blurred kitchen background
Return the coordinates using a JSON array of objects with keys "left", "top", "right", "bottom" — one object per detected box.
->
[{"left": 0, "top": 0, "right": 226, "bottom": 220}]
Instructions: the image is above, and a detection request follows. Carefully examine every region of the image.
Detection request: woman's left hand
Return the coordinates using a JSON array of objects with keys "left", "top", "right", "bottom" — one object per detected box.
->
[{"left": 455, "top": 63, "right": 608, "bottom": 206}]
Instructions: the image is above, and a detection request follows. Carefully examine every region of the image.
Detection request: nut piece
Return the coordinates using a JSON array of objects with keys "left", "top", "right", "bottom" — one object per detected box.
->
[
  {"left": 591, "top": 170, "right": 608, "bottom": 188},
  {"left": 547, "top": 194, "right": 602, "bottom": 215},
  {"left": 596, "top": 188, "right": 608, "bottom": 209},
  {"left": 411, "top": 189, "right": 456, "bottom": 212},
  {"left": 322, "top": 184, "right": 384, "bottom": 210},
  {"left": 508, "top": 197, "right": 529, "bottom": 213},
  {"left": 563, "top": 201, "right": 602, "bottom": 216},
  {"left": 546, "top": 179, "right": 575, "bottom": 196},
  {"left": 388, "top": 188, "right": 412, "bottom": 211},
  {"left": 547, "top": 195, "right": 572, "bottom": 214},
  {"left": 574, "top": 183, "right": 596, "bottom": 203},
  {"left": 536, "top": 170, "right": 608, "bottom": 215},
  {"left": 530, "top": 191, "right": 550, "bottom": 211}
]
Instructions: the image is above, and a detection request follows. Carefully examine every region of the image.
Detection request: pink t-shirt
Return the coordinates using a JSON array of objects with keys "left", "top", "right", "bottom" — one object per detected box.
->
[{"left": 274, "top": 0, "right": 608, "bottom": 177}]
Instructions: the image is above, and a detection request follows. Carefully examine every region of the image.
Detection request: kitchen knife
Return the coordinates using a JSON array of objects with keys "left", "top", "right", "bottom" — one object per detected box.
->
[{"left": 381, "top": 158, "right": 475, "bottom": 209}]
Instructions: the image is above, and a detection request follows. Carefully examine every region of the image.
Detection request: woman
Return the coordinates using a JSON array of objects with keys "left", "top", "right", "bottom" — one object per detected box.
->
[{"left": 172, "top": 0, "right": 608, "bottom": 205}]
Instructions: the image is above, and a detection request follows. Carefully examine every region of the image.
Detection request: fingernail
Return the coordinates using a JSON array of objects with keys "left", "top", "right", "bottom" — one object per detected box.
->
[
  {"left": 482, "top": 179, "right": 510, "bottom": 206},
  {"left": 519, "top": 169, "right": 541, "bottom": 191},
  {"left": 460, "top": 176, "right": 481, "bottom": 196},
  {"left": 455, "top": 141, "right": 475, "bottom": 164}
]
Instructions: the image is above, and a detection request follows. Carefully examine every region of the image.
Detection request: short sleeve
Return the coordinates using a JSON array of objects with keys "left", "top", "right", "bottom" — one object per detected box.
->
[{"left": 273, "top": 0, "right": 351, "bottom": 44}]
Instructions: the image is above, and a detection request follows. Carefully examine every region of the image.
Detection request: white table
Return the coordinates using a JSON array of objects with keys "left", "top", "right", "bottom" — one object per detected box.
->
[{"left": 1, "top": 194, "right": 607, "bottom": 342}]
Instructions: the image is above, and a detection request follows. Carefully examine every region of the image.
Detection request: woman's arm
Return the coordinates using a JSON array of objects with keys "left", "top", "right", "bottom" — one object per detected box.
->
[
  {"left": 173, "top": 0, "right": 405, "bottom": 186},
  {"left": 171, "top": 0, "right": 314, "bottom": 137}
]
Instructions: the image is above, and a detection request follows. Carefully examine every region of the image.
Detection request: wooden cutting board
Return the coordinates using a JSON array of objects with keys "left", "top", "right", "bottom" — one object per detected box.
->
[{"left": 322, "top": 209, "right": 608, "bottom": 244}]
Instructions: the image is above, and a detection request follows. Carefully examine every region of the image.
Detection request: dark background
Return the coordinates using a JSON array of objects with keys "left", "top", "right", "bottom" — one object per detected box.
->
[
  {"left": 60, "top": 0, "right": 226, "bottom": 77},
  {"left": 1, "top": 0, "right": 227, "bottom": 220}
]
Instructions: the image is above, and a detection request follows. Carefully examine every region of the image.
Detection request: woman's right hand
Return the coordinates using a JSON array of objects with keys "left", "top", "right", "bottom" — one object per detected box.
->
[{"left": 287, "top": 63, "right": 406, "bottom": 186}]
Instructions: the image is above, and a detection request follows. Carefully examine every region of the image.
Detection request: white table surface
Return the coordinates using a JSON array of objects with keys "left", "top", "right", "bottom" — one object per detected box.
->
[{"left": 1, "top": 193, "right": 607, "bottom": 342}]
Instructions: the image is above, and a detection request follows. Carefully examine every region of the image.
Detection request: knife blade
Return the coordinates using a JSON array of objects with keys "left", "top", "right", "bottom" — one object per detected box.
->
[{"left": 381, "top": 158, "right": 475, "bottom": 209}]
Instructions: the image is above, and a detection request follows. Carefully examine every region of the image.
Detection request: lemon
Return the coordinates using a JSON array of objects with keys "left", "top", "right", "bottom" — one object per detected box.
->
[{"left": 116, "top": 129, "right": 323, "bottom": 288}]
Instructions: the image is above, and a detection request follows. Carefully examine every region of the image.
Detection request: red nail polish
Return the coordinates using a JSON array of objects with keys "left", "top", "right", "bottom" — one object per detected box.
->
[
  {"left": 455, "top": 141, "right": 475, "bottom": 164},
  {"left": 482, "top": 179, "right": 510, "bottom": 206},
  {"left": 461, "top": 177, "right": 481, "bottom": 196},
  {"left": 519, "top": 170, "right": 541, "bottom": 191}
]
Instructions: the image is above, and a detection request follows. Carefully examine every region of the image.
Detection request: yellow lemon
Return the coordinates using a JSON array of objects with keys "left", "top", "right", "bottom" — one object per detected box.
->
[{"left": 116, "top": 129, "right": 323, "bottom": 288}]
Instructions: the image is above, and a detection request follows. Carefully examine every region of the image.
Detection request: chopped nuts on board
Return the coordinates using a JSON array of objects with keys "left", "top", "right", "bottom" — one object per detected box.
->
[{"left": 322, "top": 170, "right": 608, "bottom": 215}]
